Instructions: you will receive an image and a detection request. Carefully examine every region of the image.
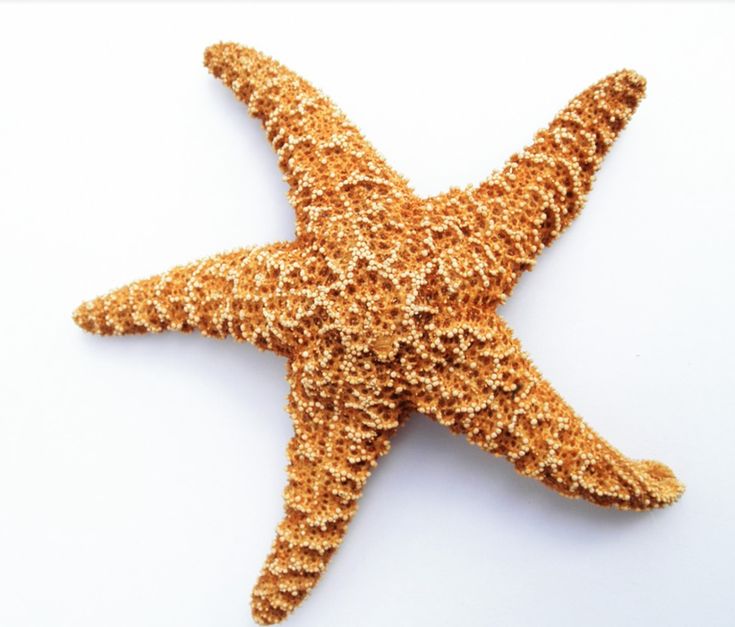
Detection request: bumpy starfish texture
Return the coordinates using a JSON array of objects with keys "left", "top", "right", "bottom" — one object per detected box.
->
[{"left": 74, "top": 43, "right": 684, "bottom": 624}]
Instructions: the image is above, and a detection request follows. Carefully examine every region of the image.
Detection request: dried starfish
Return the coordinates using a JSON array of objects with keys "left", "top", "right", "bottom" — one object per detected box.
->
[{"left": 74, "top": 43, "right": 684, "bottom": 624}]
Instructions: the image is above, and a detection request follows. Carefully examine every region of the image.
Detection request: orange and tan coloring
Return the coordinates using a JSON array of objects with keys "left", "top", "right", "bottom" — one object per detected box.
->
[{"left": 73, "top": 43, "right": 684, "bottom": 624}]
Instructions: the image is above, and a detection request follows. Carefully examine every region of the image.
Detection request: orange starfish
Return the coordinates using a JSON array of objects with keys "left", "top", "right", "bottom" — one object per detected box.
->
[{"left": 73, "top": 43, "right": 684, "bottom": 624}]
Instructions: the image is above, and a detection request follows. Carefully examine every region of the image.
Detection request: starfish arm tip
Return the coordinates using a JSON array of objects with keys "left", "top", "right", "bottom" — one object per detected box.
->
[
  {"left": 630, "top": 459, "right": 685, "bottom": 509},
  {"left": 72, "top": 301, "right": 98, "bottom": 334}
]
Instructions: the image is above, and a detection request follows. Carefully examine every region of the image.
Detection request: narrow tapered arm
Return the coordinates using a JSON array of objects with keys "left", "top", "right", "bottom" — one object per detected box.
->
[
  {"left": 204, "top": 43, "right": 413, "bottom": 235},
  {"left": 73, "top": 242, "right": 297, "bottom": 353},
  {"left": 428, "top": 69, "right": 647, "bottom": 298},
  {"left": 251, "top": 357, "right": 406, "bottom": 624},
  {"left": 415, "top": 314, "right": 684, "bottom": 510}
]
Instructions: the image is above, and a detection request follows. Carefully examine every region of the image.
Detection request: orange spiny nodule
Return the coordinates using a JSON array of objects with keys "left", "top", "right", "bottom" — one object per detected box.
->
[{"left": 73, "top": 43, "right": 684, "bottom": 624}]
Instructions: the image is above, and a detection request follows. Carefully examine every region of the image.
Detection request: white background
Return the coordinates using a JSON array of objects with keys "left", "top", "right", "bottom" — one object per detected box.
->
[{"left": 1, "top": 3, "right": 734, "bottom": 626}]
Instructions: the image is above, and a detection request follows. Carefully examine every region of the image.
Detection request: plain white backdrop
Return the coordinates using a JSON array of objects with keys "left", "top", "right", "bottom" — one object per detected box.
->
[{"left": 1, "top": 2, "right": 734, "bottom": 626}]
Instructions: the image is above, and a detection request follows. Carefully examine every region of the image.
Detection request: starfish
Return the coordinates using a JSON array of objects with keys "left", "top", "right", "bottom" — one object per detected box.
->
[{"left": 73, "top": 43, "right": 684, "bottom": 624}]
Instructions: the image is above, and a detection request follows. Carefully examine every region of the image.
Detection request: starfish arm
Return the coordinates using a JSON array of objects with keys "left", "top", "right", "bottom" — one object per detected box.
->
[
  {"left": 429, "top": 70, "right": 647, "bottom": 298},
  {"left": 73, "top": 242, "right": 296, "bottom": 352},
  {"left": 204, "top": 43, "right": 413, "bottom": 235},
  {"left": 251, "top": 358, "right": 405, "bottom": 624},
  {"left": 415, "top": 314, "right": 684, "bottom": 510}
]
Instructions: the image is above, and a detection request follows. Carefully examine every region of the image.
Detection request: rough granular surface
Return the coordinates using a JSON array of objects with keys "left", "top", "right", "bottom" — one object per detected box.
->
[{"left": 74, "top": 43, "right": 684, "bottom": 625}]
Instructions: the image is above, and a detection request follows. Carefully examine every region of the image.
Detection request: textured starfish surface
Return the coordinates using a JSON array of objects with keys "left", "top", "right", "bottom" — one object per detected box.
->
[{"left": 74, "top": 43, "right": 684, "bottom": 624}]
